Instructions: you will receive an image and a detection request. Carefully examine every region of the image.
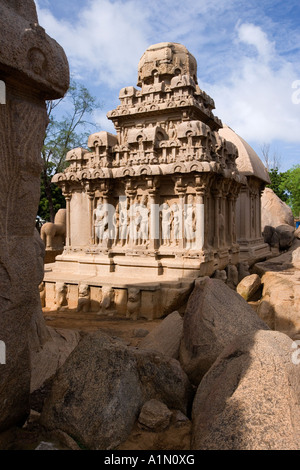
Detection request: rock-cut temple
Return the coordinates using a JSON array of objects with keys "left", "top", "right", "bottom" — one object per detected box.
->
[{"left": 43, "top": 42, "right": 271, "bottom": 319}]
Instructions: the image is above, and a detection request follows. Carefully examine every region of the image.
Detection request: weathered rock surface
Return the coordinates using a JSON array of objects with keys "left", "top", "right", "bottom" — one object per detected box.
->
[
  {"left": 236, "top": 274, "right": 261, "bottom": 301},
  {"left": 117, "top": 411, "right": 192, "bottom": 451},
  {"left": 276, "top": 224, "right": 295, "bottom": 250},
  {"left": 255, "top": 240, "right": 300, "bottom": 338},
  {"left": 179, "top": 277, "right": 269, "bottom": 385},
  {"left": 41, "top": 331, "right": 192, "bottom": 450},
  {"left": 192, "top": 330, "right": 300, "bottom": 450},
  {"left": 30, "top": 326, "right": 81, "bottom": 394},
  {"left": 138, "top": 311, "right": 183, "bottom": 359},
  {"left": 261, "top": 188, "right": 294, "bottom": 229},
  {"left": 226, "top": 264, "right": 239, "bottom": 290},
  {"left": 138, "top": 399, "right": 172, "bottom": 431},
  {"left": 0, "top": 0, "right": 69, "bottom": 431}
]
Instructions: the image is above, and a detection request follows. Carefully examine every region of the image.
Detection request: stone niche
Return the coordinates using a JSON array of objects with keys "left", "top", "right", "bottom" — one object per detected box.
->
[{"left": 44, "top": 42, "right": 268, "bottom": 318}]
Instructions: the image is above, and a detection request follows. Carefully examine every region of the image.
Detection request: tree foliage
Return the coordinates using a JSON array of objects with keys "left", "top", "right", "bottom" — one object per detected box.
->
[
  {"left": 279, "top": 165, "right": 300, "bottom": 217},
  {"left": 267, "top": 167, "right": 288, "bottom": 203},
  {"left": 39, "top": 79, "right": 98, "bottom": 222}
]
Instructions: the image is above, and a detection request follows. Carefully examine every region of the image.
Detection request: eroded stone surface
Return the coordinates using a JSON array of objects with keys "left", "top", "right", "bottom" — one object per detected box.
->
[
  {"left": 179, "top": 277, "right": 269, "bottom": 385},
  {"left": 0, "top": 0, "right": 69, "bottom": 431},
  {"left": 192, "top": 330, "right": 300, "bottom": 450},
  {"left": 41, "top": 331, "right": 192, "bottom": 450}
]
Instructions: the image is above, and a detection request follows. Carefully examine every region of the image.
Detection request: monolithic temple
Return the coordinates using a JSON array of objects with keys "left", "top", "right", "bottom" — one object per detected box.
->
[{"left": 43, "top": 42, "right": 271, "bottom": 319}]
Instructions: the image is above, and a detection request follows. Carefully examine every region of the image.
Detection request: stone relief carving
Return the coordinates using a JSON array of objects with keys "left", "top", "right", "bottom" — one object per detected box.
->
[
  {"left": 76, "top": 283, "right": 90, "bottom": 313},
  {"left": 40, "top": 208, "right": 66, "bottom": 250},
  {"left": 94, "top": 198, "right": 109, "bottom": 245},
  {"left": 98, "top": 286, "right": 115, "bottom": 315},
  {"left": 55, "top": 282, "right": 68, "bottom": 311},
  {"left": 126, "top": 287, "right": 141, "bottom": 321}
]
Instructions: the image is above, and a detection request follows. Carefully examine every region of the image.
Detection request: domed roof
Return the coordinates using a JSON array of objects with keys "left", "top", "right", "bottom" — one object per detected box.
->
[
  {"left": 137, "top": 42, "right": 198, "bottom": 87},
  {"left": 219, "top": 124, "right": 270, "bottom": 184}
]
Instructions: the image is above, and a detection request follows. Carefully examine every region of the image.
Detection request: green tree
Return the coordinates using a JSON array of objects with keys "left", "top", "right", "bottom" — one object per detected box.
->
[
  {"left": 39, "top": 79, "right": 99, "bottom": 222},
  {"left": 267, "top": 167, "right": 288, "bottom": 203},
  {"left": 279, "top": 165, "right": 300, "bottom": 217}
]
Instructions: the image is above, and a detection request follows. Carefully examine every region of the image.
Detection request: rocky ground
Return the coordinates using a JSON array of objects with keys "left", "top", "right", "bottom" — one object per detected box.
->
[{"left": 1, "top": 189, "right": 300, "bottom": 451}]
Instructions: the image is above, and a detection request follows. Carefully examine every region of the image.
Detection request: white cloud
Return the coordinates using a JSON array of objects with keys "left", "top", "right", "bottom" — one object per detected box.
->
[
  {"left": 36, "top": 0, "right": 150, "bottom": 88},
  {"left": 237, "top": 22, "right": 275, "bottom": 59},
  {"left": 204, "top": 23, "right": 300, "bottom": 146},
  {"left": 36, "top": 1, "right": 300, "bottom": 168}
]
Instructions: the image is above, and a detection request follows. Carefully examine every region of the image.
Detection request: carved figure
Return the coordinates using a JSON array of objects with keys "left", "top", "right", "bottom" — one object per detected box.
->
[
  {"left": 137, "top": 195, "right": 149, "bottom": 245},
  {"left": 119, "top": 199, "right": 129, "bottom": 246},
  {"left": 98, "top": 286, "right": 114, "bottom": 315},
  {"left": 76, "top": 283, "right": 90, "bottom": 313},
  {"left": 126, "top": 287, "right": 141, "bottom": 320},
  {"left": 40, "top": 209, "right": 66, "bottom": 250},
  {"left": 55, "top": 282, "right": 68, "bottom": 311},
  {"left": 94, "top": 199, "right": 109, "bottom": 244},
  {"left": 172, "top": 203, "right": 181, "bottom": 245},
  {"left": 184, "top": 195, "right": 195, "bottom": 247},
  {"left": 161, "top": 202, "right": 172, "bottom": 246}
]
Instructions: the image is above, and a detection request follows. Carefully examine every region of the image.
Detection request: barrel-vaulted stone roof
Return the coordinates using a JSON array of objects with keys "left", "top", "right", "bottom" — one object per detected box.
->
[{"left": 219, "top": 124, "right": 270, "bottom": 184}]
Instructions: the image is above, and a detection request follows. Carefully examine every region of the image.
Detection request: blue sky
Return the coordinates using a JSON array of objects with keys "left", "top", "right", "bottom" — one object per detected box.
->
[{"left": 36, "top": 0, "right": 300, "bottom": 171}]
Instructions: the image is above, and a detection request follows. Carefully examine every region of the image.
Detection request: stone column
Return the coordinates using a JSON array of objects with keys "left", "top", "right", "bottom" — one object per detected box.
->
[
  {"left": 0, "top": 1, "right": 69, "bottom": 431},
  {"left": 212, "top": 189, "right": 220, "bottom": 249},
  {"left": 194, "top": 177, "right": 206, "bottom": 251},
  {"left": 125, "top": 180, "right": 137, "bottom": 249},
  {"left": 86, "top": 185, "right": 95, "bottom": 245},
  {"left": 227, "top": 195, "right": 234, "bottom": 246},
  {"left": 174, "top": 178, "right": 186, "bottom": 250},
  {"left": 62, "top": 185, "right": 71, "bottom": 247}
]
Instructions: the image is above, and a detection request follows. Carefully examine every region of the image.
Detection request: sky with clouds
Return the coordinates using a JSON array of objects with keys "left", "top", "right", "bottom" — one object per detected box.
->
[{"left": 36, "top": 0, "right": 300, "bottom": 171}]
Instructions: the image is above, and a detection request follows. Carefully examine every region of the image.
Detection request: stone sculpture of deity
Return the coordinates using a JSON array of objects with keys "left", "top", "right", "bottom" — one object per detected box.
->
[{"left": 94, "top": 198, "right": 109, "bottom": 245}]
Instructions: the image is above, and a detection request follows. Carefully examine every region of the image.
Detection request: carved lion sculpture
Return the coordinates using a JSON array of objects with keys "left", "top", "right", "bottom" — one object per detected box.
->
[
  {"left": 40, "top": 209, "right": 66, "bottom": 250},
  {"left": 76, "top": 283, "right": 90, "bottom": 313},
  {"left": 126, "top": 287, "right": 141, "bottom": 321},
  {"left": 55, "top": 282, "right": 68, "bottom": 311},
  {"left": 98, "top": 286, "right": 114, "bottom": 315}
]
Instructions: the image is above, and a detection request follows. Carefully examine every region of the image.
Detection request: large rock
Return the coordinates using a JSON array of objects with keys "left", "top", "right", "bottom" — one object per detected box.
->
[
  {"left": 138, "top": 311, "right": 183, "bottom": 359},
  {"left": 255, "top": 242, "right": 300, "bottom": 338},
  {"left": 179, "top": 277, "right": 269, "bottom": 385},
  {"left": 30, "top": 327, "right": 81, "bottom": 394},
  {"left": 41, "top": 331, "right": 192, "bottom": 450},
  {"left": 192, "top": 330, "right": 300, "bottom": 450},
  {"left": 0, "top": 1, "right": 69, "bottom": 431},
  {"left": 261, "top": 188, "right": 294, "bottom": 230},
  {"left": 236, "top": 274, "right": 261, "bottom": 301},
  {"left": 276, "top": 224, "right": 295, "bottom": 250},
  {"left": 258, "top": 271, "right": 300, "bottom": 337},
  {"left": 138, "top": 399, "right": 172, "bottom": 431}
]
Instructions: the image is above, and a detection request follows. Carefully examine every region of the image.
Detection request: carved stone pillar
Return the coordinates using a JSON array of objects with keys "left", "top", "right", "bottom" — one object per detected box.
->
[
  {"left": 174, "top": 177, "right": 186, "bottom": 250},
  {"left": 86, "top": 184, "right": 95, "bottom": 245},
  {"left": 195, "top": 176, "right": 206, "bottom": 251},
  {"left": 146, "top": 177, "right": 159, "bottom": 251},
  {"left": 62, "top": 185, "right": 71, "bottom": 247},
  {"left": 0, "top": 0, "right": 69, "bottom": 431},
  {"left": 212, "top": 189, "right": 221, "bottom": 249},
  {"left": 227, "top": 195, "right": 234, "bottom": 246},
  {"left": 125, "top": 180, "right": 137, "bottom": 249}
]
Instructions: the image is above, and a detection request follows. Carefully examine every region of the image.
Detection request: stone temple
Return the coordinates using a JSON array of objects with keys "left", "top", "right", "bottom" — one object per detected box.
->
[{"left": 43, "top": 42, "right": 270, "bottom": 319}]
